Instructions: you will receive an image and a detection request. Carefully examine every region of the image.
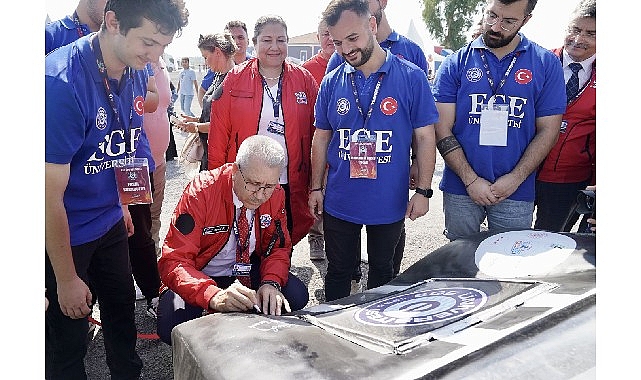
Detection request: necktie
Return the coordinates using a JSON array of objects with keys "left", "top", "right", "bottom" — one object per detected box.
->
[
  {"left": 566, "top": 62, "right": 583, "bottom": 103},
  {"left": 236, "top": 206, "right": 252, "bottom": 287}
]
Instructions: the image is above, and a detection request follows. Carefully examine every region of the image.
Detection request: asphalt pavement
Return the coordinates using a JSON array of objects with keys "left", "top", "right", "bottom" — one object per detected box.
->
[{"left": 84, "top": 91, "right": 450, "bottom": 380}]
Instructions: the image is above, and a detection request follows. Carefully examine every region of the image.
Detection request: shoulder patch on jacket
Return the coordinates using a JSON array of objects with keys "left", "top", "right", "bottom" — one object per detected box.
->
[{"left": 175, "top": 213, "right": 196, "bottom": 235}]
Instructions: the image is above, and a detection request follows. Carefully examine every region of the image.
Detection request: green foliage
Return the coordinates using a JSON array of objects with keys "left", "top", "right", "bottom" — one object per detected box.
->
[{"left": 422, "top": 0, "right": 485, "bottom": 50}]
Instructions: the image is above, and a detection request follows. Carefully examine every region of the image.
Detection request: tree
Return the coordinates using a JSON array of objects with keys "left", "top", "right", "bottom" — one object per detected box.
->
[{"left": 422, "top": 0, "right": 485, "bottom": 50}]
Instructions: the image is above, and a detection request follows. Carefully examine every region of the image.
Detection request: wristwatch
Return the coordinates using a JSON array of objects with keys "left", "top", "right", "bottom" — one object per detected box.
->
[{"left": 415, "top": 187, "right": 433, "bottom": 198}]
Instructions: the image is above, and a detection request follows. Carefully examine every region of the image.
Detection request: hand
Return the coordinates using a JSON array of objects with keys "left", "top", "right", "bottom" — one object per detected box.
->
[
  {"left": 405, "top": 193, "right": 429, "bottom": 221},
  {"left": 182, "top": 115, "right": 200, "bottom": 123},
  {"left": 122, "top": 205, "right": 134, "bottom": 237},
  {"left": 257, "top": 283, "right": 291, "bottom": 316},
  {"left": 57, "top": 276, "right": 93, "bottom": 319},
  {"left": 466, "top": 177, "right": 501, "bottom": 206},
  {"left": 209, "top": 280, "right": 258, "bottom": 313},
  {"left": 308, "top": 191, "right": 324, "bottom": 220},
  {"left": 409, "top": 161, "right": 418, "bottom": 190},
  {"left": 586, "top": 217, "right": 596, "bottom": 232},
  {"left": 489, "top": 173, "right": 521, "bottom": 203}
]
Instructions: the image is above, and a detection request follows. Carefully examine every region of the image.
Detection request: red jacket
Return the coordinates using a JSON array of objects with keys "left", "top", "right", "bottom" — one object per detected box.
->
[
  {"left": 208, "top": 58, "right": 317, "bottom": 245},
  {"left": 537, "top": 48, "right": 596, "bottom": 184},
  {"left": 158, "top": 164, "right": 292, "bottom": 311}
]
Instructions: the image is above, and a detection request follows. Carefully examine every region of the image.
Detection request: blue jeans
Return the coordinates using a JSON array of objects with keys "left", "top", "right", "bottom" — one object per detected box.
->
[
  {"left": 179, "top": 94, "right": 195, "bottom": 117},
  {"left": 443, "top": 192, "right": 534, "bottom": 241}
]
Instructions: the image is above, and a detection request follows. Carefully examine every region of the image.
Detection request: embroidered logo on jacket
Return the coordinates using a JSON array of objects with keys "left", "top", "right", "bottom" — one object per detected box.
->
[
  {"left": 203, "top": 225, "right": 230, "bottom": 235},
  {"left": 295, "top": 91, "right": 308, "bottom": 104},
  {"left": 260, "top": 214, "right": 272, "bottom": 228}
]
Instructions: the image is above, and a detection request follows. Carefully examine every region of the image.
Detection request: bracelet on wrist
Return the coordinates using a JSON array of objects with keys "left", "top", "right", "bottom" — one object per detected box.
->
[
  {"left": 260, "top": 280, "right": 281, "bottom": 292},
  {"left": 309, "top": 187, "right": 324, "bottom": 193},
  {"left": 465, "top": 176, "right": 479, "bottom": 189}
]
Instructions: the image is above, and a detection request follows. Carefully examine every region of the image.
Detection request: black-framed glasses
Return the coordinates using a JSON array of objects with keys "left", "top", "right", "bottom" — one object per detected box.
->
[
  {"left": 484, "top": 11, "right": 525, "bottom": 32},
  {"left": 237, "top": 166, "right": 278, "bottom": 194}
]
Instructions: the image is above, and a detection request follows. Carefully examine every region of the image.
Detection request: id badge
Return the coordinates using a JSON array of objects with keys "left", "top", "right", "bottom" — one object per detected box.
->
[
  {"left": 267, "top": 120, "right": 285, "bottom": 136},
  {"left": 479, "top": 103, "right": 509, "bottom": 146},
  {"left": 114, "top": 157, "right": 153, "bottom": 205},
  {"left": 232, "top": 263, "right": 252, "bottom": 277},
  {"left": 349, "top": 135, "right": 377, "bottom": 179}
]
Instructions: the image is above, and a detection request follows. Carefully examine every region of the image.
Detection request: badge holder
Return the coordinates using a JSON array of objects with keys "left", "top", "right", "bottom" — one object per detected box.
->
[
  {"left": 349, "top": 135, "right": 377, "bottom": 179},
  {"left": 114, "top": 157, "right": 153, "bottom": 205},
  {"left": 479, "top": 103, "right": 509, "bottom": 147}
]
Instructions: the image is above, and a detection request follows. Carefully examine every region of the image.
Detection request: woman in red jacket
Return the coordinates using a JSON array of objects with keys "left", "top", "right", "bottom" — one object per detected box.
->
[{"left": 208, "top": 14, "right": 318, "bottom": 246}]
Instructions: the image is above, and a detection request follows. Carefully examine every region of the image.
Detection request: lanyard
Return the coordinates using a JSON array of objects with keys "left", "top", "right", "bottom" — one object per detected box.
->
[
  {"left": 233, "top": 208, "right": 256, "bottom": 255},
  {"left": 479, "top": 50, "right": 520, "bottom": 97},
  {"left": 72, "top": 11, "right": 86, "bottom": 38},
  {"left": 89, "top": 35, "right": 134, "bottom": 155},
  {"left": 260, "top": 73, "right": 283, "bottom": 118},
  {"left": 349, "top": 72, "right": 385, "bottom": 130}
]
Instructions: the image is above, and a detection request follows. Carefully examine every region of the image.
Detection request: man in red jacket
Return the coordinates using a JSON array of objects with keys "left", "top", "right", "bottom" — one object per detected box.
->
[
  {"left": 156, "top": 135, "right": 309, "bottom": 345},
  {"left": 535, "top": 0, "right": 596, "bottom": 232}
]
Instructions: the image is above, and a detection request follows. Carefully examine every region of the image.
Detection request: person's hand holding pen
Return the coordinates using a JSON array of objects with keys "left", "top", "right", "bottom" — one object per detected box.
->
[{"left": 208, "top": 279, "right": 260, "bottom": 313}]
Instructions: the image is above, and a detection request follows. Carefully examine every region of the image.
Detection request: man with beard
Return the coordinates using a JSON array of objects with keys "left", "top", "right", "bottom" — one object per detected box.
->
[
  {"left": 432, "top": 0, "right": 566, "bottom": 241},
  {"left": 535, "top": 0, "right": 596, "bottom": 232},
  {"left": 309, "top": 0, "right": 438, "bottom": 302},
  {"left": 325, "top": 0, "right": 430, "bottom": 287}
]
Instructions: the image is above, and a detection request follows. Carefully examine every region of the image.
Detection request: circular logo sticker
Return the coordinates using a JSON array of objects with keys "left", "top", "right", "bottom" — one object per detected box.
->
[
  {"left": 336, "top": 98, "right": 350, "bottom": 115},
  {"left": 514, "top": 69, "right": 533, "bottom": 84},
  {"left": 380, "top": 97, "right": 398, "bottom": 116},
  {"left": 95, "top": 107, "right": 108, "bottom": 130},
  {"left": 134, "top": 95, "right": 145, "bottom": 116},
  {"left": 475, "top": 230, "right": 577, "bottom": 278},
  {"left": 354, "top": 287, "right": 487, "bottom": 327},
  {"left": 466, "top": 67, "right": 483, "bottom": 83}
]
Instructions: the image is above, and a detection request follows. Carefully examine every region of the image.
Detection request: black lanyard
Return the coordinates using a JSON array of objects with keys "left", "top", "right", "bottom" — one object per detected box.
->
[
  {"left": 260, "top": 73, "right": 283, "bottom": 118},
  {"left": 233, "top": 207, "right": 255, "bottom": 254},
  {"left": 479, "top": 50, "right": 520, "bottom": 97},
  {"left": 89, "top": 35, "right": 134, "bottom": 155},
  {"left": 72, "top": 11, "right": 86, "bottom": 38},
  {"left": 349, "top": 72, "right": 384, "bottom": 130}
]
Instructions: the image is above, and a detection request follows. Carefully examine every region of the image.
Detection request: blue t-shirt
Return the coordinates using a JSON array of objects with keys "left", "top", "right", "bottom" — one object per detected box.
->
[
  {"left": 45, "top": 35, "right": 150, "bottom": 246},
  {"left": 326, "top": 30, "right": 429, "bottom": 77},
  {"left": 315, "top": 51, "right": 439, "bottom": 225},
  {"left": 201, "top": 69, "right": 215, "bottom": 91},
  {"left": 45, "top": 15, "right": 90, "bottom": 55},
  {"left": 432, "top": 34, "right": 566, "bottom": 201}
]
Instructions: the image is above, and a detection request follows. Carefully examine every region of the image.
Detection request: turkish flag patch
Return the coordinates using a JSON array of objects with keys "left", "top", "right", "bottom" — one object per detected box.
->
[
  {"left": 380, "top": 97, "right": 398, "bottom": 116},
  {"left": 514, "top": 69, "right": 532, "bottom": 85},
  {"left": 134, "top": 95, "right": 145, "bottom": 116}
]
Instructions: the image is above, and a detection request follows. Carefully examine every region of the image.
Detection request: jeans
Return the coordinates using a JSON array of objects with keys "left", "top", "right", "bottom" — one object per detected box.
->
[
  {"left": 323, "top": 211, "right": 404, "bottom": 302},
  {"left": 45, "top": 219, "right": 142, "bottom": 380},
  {"left": 442, "top": 192, "right": 534, "bottom": 241},
  {"left": 179, "top": 94, "right": 195, "bottom": 117}
]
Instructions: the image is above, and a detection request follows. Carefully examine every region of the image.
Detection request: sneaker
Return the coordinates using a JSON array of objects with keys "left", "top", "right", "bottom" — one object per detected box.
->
[
  {"left": 146, "top": 297, "right": 159, "bottom": 319},
  {"left": 309, "top": 237, "right": 326, "bottom": 260},
  {"left": 350, "top": 279, "right": 363, "bottom": 295}
]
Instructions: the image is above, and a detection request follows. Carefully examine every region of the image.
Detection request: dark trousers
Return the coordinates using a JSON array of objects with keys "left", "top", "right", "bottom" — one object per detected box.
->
[
  {"left": 128, "top": 188, "right": 161, "bottom": 300},
  {"left": 323, "top": 211, "right": 404, "bottom": 302},
  {"left": 45, "top": 220, "right": 142, "bottom": 380},
  {"left": 535, "top": 180, "right": 589, "bottom": 232},
  {"left": 156, "top": 253, "right": 309, "bottom": 345}
]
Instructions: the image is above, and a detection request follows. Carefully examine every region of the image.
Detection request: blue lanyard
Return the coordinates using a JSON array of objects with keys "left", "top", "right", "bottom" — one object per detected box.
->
[
  {"left": 349, "top": 72, "right": 385, "bottom": 130},
  {"left": 89, "top": 34, "right": 134, "bottom": 155},
  {"left": 479, "top": 50, "right": 520, "bottom": 96},
  {"left": 260, "top": 73, "right": 283, "bottom": 118}
]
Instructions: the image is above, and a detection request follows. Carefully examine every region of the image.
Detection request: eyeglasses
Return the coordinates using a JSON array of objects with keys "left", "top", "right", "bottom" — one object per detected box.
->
[
  {"left": 484, "top": 11, "right": 525, "bottom": 32},
  {"left": 237, "top": 166, "right": 278, "bottom": 195},
  {"left": 566, "top": 26, "right": 596, "bottom": 40}
]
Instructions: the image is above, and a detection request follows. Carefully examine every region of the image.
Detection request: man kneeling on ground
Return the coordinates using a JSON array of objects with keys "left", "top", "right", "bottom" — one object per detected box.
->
[{"left": 156, "top": 135, "right": 309, "bottom": 345}]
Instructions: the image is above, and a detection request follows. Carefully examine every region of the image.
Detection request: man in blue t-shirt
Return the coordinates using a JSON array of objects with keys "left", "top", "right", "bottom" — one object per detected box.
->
[
  {"left": 45, "top": 0, "right": 107, "bottom": 55},
  {"left": 310, "top": 0, "right": 438, "bottom": 302},
  {"left": 325, "top": 0, "right": 429, "bottom": 285},
  {"left": 432, "top": 0, "right": 566, "bottom": 241},
  {"left": 44, "top": 1, "right": 188, "bottom": 378}
]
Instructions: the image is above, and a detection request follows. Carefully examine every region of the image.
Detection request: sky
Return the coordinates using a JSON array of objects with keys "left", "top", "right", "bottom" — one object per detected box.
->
[{"left": 45, "top": 0, "right": 576, "bottom": 59}]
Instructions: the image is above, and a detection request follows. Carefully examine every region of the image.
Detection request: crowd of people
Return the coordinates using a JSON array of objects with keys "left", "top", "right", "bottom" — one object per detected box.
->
[{"left": 44, "top": 0, "right": 595, "bottom": 377}]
